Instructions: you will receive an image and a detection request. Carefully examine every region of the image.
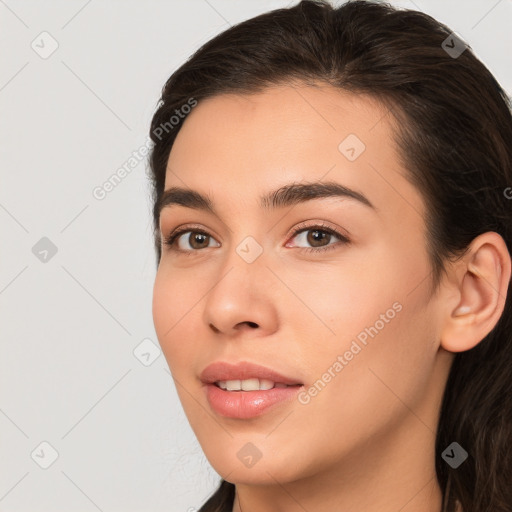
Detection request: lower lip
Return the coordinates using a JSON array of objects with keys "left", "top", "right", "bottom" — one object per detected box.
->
[{"left": 204, "top": 383, "right": 303, "bottom": 419}]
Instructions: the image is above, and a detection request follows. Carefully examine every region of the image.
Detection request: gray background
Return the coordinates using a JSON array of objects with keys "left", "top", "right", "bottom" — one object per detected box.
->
[{"left": 1, "top": 1, "right": 511, "bottom": 511}]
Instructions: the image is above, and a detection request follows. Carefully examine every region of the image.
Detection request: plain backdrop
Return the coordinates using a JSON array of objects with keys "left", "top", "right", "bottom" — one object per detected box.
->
[{"left": 1, "top": 1, "right": 511, "bottom": 511}]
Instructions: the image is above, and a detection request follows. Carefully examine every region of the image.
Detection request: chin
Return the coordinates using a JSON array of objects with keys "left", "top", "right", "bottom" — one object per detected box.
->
[
  {"left": 203, "top": 447, "right": 310, "bottom": 486},
  {"left": 221, "top": 465, "right": 298, "bottom": 486}
]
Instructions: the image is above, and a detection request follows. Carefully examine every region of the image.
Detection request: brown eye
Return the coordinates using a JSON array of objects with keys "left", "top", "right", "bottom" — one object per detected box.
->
[
  {"left": 164, "top": 228, "right": 220, "bottom": 253},
  {"left": 289, "top": 224, "right": 349, "bottom": 253},
  {"left": 185, "top": 232, "right": 210, "bottom": 249},
  {"left": 306, "top": 229, "right": 332, "bottom": 247}
]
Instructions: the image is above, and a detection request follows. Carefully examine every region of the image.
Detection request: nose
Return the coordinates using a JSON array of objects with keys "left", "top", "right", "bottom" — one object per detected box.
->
[{"left": 202, "top": 252, "right": 280, "bottom": 338}]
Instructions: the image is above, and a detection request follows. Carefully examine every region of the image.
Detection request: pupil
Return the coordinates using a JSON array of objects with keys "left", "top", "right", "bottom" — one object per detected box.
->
[
  {"left": 309, "top": 230, "right": 328, "bottom": 246},
  {"left": 193, "top": 233, "right": 207, "bottom": 247}
]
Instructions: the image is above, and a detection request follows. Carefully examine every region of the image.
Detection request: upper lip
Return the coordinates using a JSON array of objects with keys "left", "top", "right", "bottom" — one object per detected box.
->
[{"left": 200, "top": 361, "right": 303, "bottom": 385}]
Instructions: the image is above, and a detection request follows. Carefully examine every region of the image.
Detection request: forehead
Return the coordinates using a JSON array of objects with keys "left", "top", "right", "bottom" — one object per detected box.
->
[
  {"left": 168, "top": 83, "right": 390, "bottom": 165},
  {"left": 163, "top": 83, "right": 424, "bottom": 222}
]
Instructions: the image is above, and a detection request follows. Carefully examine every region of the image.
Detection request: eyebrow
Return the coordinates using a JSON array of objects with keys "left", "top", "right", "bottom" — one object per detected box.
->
[{"left": 156, "top": 180, "right": 376, "bottom": 219}]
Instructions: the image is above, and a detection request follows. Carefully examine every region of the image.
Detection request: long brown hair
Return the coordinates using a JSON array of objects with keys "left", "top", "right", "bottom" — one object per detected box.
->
[{"left": 147, "top": 1, "right": 512, "bottom": 510}]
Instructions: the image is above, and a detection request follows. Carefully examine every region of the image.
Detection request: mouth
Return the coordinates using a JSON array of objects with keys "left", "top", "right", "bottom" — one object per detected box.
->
[
  {"left": 200, "top": 361, "right": 304, "bottom": 419},
  {"left": 200, "top": 360, "right": 303, "bottom": 386},
  {"left": 214, "top": 378, "right": 300, "bottom": 391}
]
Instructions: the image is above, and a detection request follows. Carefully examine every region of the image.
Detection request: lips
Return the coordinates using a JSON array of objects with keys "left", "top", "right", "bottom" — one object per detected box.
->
[
  {"left": 200, "top": 361, "right": 304, "bottom": 419},
  {"left": 199, "top": 361, "right": 303, "bottom": 386}
]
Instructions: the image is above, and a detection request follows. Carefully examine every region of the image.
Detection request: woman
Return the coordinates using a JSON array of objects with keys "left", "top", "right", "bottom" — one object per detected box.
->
[{"left": 148, "top": 1, "right": 512, "bottom": 510}]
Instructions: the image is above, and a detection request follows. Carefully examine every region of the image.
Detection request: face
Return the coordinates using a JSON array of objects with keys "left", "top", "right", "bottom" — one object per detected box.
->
[{"left": 152, "top": 83, "right": 451, "bottom": 485}]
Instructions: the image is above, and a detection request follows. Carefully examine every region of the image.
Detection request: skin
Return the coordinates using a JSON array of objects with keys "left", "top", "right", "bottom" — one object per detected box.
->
[{"left": 152, "top": 82, "right": 511, "bottom": 512}]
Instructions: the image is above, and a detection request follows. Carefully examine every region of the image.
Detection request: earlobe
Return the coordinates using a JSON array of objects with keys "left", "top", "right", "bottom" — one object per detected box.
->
[{"left": 440, "top": 232, "right": 511, "bottom": 353}]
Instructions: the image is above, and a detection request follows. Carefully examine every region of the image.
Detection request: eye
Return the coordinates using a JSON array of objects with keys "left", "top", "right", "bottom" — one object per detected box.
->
[
  {"left": 162, "top": 221, "right": 350, "bottom": 256},
  {"left": 286, "top": 222, "right": 350, "bottom": 254},
  {"left": 163, "top": 225, "right": 220, "bottom": 255}
]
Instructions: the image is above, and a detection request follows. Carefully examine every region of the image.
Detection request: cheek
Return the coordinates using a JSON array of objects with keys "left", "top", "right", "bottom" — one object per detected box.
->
[
  {"left": 292, "top": 237, "right": 434, "bottom": 385},
  {"left": 304, "top": 251, "right": 436, "bottom": 419},
  {"left": 152, "top": 268, "right": 200, "bottom": 372},
  {"left": 286, "top": 247, "right": 403, "bottom": 348}
]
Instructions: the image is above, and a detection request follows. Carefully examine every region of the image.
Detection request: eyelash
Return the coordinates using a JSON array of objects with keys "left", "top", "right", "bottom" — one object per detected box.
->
[{"left": 162, "top": 221, "right": 350, "bottom": 257}]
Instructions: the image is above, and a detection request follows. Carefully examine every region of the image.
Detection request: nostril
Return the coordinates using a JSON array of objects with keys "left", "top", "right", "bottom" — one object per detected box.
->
[{"left": 237, "top": 321, "right": 258, "bottom": 329}]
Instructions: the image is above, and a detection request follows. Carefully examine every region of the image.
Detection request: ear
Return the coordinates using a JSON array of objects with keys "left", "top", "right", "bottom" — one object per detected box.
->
[{"left": 440, "top": 232, "right": 511, "bottom": 353}]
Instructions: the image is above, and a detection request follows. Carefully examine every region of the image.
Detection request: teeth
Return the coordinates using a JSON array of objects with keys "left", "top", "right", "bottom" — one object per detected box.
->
[
  {"left": 242, "top": 378, "right": 261, "bottom": 391},
  {"left": 216, "top": 378, "right": 282, "bottom": 391},
  {"left": 259, "top": 379, "right": 275, "bottom": 390}
]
